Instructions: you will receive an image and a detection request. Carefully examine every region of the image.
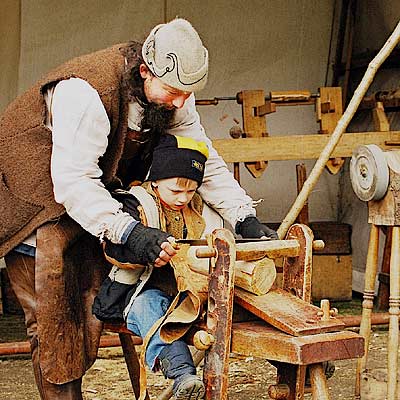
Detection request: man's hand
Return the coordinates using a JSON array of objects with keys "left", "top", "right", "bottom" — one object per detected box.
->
[
  {"left": 235, "top": 216, "right": 279, "bottom": 239},
  {"left": 126, "top": 223, "right": 177, "bottom": 267}
]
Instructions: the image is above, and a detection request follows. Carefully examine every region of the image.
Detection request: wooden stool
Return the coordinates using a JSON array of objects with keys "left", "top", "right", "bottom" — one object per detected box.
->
[{"left": 103, "top": 322, "right": 145, "bottom": 399}]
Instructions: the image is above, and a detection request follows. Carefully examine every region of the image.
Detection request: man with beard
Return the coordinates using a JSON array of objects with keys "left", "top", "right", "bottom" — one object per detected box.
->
[{"left": 0, "top": 18, "right": 278, "bottom": 399}]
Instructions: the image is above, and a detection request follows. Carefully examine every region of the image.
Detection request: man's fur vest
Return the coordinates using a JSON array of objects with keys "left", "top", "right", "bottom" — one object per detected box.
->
[
  {"left": 0, "top": 42, "right": 142, "bottom": 384},
  {"left": 0, "top": 41, "right": 140, "bottom": 257}
]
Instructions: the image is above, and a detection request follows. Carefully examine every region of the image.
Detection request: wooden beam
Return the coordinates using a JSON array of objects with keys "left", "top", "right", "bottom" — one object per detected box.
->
[
  {"left": 231, "top": 321, "right": 364, "bottom": 365},
  {"left": 212, "top": 131, "right": 400, "bottom": 162}
]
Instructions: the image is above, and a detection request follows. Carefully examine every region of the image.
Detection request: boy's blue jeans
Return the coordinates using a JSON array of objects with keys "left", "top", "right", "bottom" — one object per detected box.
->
[{"left": 126, "top": 288, "right": 174, "bottom": 369}]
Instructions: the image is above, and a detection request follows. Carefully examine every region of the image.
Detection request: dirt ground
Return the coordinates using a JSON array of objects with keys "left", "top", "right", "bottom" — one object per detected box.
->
[{"left": 0, "top": 300, "right": 393, "bottom": 400}]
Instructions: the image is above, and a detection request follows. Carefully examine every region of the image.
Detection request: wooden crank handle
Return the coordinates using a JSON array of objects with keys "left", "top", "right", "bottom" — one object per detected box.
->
[{"left": 195, "top": 247, "right": 217, "bottom": 258}]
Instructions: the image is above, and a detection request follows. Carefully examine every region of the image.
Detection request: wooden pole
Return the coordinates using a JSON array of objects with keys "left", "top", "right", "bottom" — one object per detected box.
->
[{"left": 277, "top": 20, "right": 400, "bottom": 239}]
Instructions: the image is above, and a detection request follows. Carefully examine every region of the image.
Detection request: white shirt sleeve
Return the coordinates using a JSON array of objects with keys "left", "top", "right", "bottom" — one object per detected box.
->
[
  {"left": 49, "top": 78, "right": 136, "bottom": 243},
  {"left": 170, "top": 94, "right": 256, "bottom": 228}
]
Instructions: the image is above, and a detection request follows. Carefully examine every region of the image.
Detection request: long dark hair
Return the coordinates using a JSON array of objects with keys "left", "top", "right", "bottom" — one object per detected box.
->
[
  {"left": 119, "top": 42, "right": 176, "bottom": 183},
  {"left": 128, "top": 61, "right": 147, "bottom": 104}
]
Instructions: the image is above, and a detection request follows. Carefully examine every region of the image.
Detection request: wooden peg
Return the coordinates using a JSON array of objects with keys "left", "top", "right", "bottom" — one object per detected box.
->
[
  {"left": 317, "top": 299, "right": 338, "bottom": 321},
  {"left": 312, "top": 240, "right": 325, "bottom": 251},
  {"left": 193, "top": 330, "right": 215, "bottom": 350}
]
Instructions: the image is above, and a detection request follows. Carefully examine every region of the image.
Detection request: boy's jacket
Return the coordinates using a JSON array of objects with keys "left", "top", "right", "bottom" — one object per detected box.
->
[{"left": 94, "top": 182, "right": 210, "bottom": 342}]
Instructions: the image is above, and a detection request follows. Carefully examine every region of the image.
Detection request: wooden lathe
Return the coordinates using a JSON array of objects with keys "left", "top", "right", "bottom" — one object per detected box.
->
[{"left": 191, "top": 225, "right": 364, "bottom": 400}]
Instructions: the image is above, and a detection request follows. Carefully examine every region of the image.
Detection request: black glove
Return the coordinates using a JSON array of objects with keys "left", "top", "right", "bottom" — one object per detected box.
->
[
  {"left": 125, "top": 222, "right": 171, "bottom": 264},
  {"left": 235, "top": 216, "right": 279, "bottom": 239}
]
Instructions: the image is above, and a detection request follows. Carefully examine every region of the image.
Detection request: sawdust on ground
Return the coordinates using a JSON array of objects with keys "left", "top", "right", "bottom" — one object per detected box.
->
[{"left": 0, "top": 313, "right": 391, "bottom": 400}]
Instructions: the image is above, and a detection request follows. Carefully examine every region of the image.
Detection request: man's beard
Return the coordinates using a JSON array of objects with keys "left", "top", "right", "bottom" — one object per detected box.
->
[
  {"left": 140, "top": 102, "right": 176, "bottom": 138},
  {"left": 133, "top": 103, "right": 176, "bottom": 181}
]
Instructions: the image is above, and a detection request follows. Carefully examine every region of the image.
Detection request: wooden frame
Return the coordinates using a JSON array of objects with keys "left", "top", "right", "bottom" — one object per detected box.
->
[{"left": 212, "top": 131, "right": 400, "bottom": 163}]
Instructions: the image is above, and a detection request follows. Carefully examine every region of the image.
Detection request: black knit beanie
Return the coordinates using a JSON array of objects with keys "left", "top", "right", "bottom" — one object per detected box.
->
[{"left": 147, "top": 134, "right": 209, "bottom": 186}]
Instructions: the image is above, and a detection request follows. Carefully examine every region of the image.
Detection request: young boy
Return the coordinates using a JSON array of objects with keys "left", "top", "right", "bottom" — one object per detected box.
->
[{"left": 93, "top": 134, "right": 212, "bottom": 400}]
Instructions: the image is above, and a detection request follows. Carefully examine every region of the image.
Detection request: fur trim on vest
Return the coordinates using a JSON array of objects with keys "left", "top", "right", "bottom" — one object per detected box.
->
[{"left": 0, "top": 42, "right": 142, "bottom": 257}]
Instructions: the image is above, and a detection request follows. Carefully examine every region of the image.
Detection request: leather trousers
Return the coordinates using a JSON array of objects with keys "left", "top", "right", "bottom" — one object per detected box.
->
[{"left": 5, "top": 251, "right": 83, "bottom": 400}]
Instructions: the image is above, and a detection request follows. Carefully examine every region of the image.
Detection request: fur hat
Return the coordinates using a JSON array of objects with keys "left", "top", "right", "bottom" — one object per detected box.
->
[
  {"left": 142, "top": 18, "right": 208, "bottom": 92},
  {"left": 148, "top": 135, "right": 209, "bottom": 186}
]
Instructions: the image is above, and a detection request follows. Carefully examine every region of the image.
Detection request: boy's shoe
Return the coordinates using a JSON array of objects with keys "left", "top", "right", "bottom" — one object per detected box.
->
[
  {"left": 159, "top": 340, "right": 205, "bottom": 399},
  {"left": 173, "top": 374, "right": 205, "bottom": 399}
]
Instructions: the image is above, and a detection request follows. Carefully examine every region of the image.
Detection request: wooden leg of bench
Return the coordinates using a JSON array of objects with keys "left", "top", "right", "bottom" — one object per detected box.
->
[
  {"left": 355, "top": 224, "right": 379, "bottom": 398},
  {"left": 274, "top": 363, "right": 306, "bottom": 400},
  {"left": 119, "top": 332, "right": 148, "bottom": 400},
  {"left": 309, "top": 364, "right": 331, "bottom": 400}
]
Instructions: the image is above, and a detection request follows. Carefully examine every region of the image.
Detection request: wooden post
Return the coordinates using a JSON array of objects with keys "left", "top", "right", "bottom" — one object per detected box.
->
[
  {"left": 355, "top": 224, "right": 380, "bottom": 398},
  {"left": 317, "top": 87, "right": 344, "bottom": 175},
  {"left": 372, "top": 102, "right": 391, "bottom": 311},
  {"left": 203, "top": 229, "right": 236, "bottom": 400},
  {"left": 377, "top": 227, "right": 392, "bottom": 310},
  {"left": 295, "top": 164, "right": 309, "bottom": 225},
  {"left": 309, "top": 364, "right": 331, "bottom": 400},
  {"left": 387, "top": 226, "right": 400, "bottom": 400},
  {"left": 282, "top": 224, "right": 314, "bottom": 303},
  {"left": 240, "top": 90, "right": 268, "bottom": 178}
]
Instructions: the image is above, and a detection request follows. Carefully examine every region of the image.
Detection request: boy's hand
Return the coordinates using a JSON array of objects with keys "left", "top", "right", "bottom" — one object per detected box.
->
[
  {"left": 154, "top": 240, "right": 178, "bottom": 267},
  {"left": 126, "top": 223, "right": 177, "bottom": 266},
  {"left": 235, "top": 216, "right": 279, "bottom": 239}
]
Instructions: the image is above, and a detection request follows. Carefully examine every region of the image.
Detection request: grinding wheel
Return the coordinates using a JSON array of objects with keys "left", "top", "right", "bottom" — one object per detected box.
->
[{"left": 350, "top": 144, "right": 389, "bottom": 201}]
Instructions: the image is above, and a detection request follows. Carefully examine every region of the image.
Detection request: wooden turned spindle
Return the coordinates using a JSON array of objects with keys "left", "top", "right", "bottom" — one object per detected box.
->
[
  {"left": 355, "top": 224, "right": 380, "bottom": 397},
  {"left": 195, "top": 239, "right": 300, "bottom": 260}
]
